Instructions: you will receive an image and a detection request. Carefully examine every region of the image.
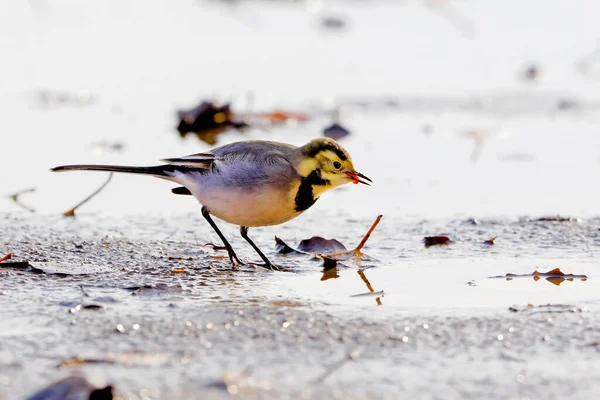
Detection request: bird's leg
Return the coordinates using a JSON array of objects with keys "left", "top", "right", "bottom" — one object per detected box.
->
[
  {"left": 201, "top": 207, "right": 242, "bottom": 266},
  {"left": 240, "top": 226, "right": 279, "bottom": 271}
]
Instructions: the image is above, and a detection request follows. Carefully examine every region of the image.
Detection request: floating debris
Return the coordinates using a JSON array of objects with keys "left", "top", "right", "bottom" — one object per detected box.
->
[
  {"left": 0, "top": 253, "right": 12, "bottom": 263},
  {"left": 177, "top": 101, "right": 248, "bottom": 145},
  {"left": 123, "top": 283, "right": 183, "bottom": 295},
  {"left": 490, "top": 268, "right": 588, "bottom": 286},
  {"left": 320, "top": 15, "right": 347, "bottom": 31},
  {"left": 250, "top": 110, "right": 309, "bottom": 125},
  {"left": 36, "top": 89, "right": 97, "bottom": 108},
  {"left": 424, "top": 236, "right": 451, "bottom": 247},
  {"left": 0, "top": 260, "right": 32, "bottom": 270},
  {"left": 63, "top": 173, "right": 114, "bottom": 217},
  {"left": 68, "top": 304, "right": 105, "bottom": 313},
  {"left": 90, "top": 141, "right": 125, "bottom": 154},
  {"left": 484, "top": 237, "right": 496, "bottom": 245},
  {"left": 537, "top": 216, "right": 582, "bottom": 223},
  {"left": 26, "top": 376, "right": 112, "bottom": 400},
  {"left": 508, "top": 304, "right": 585, "bottom": 313},
  {"left": 323, "top": 122, "right": 350, "bottom": 140},
  {"left": 6, "top": 187, "right": 36, "bottom": 213},
  {"left": 274, "top": 216, "right": 382, "bottom": 266},
  {"left": 521, "top": 64, "right": 541, "bottom": 82},
  {"left": 59, "top": 352, "right": 170, "bottom": 368},
  {"left": 0, "top": 261, "right": 107, "bottom": 276}
]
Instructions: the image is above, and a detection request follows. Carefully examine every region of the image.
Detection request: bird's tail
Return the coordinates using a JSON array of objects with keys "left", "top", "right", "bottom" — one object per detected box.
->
[{"left": 50, "top": 164, "right": 178, "bottom": 178}]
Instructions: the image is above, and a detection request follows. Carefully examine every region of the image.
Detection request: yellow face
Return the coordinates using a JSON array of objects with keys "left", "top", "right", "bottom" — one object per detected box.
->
[{"left": 296, "top": 140, "right": 372, "bottom": 192}]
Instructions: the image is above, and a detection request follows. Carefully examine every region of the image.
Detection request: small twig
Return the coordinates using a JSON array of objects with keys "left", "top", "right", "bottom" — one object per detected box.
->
[
  {"left": 355, "top": 215, "right": 383, "bottom": 252},
  {"left": 0, "top": 253, "right": 13, "bottom": 263},
  {"left": 63, "top": 173, "right": 113, "bottom": 217},
  {"left": 7, "top": 188, "right": 36, "bottom": 213}
]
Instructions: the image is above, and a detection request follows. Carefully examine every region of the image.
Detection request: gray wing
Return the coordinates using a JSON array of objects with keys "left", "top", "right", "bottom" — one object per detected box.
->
[
  {"left": 161, "top": 153, "right": 217, "bottom": 169},
  {"left": 201, "top": 141, "right": 300, "bottom": 188}
]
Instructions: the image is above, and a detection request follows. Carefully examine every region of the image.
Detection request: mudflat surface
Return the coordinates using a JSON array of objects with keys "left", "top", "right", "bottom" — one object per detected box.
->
[
  {"left": 2, "top": 214, "right": 600, "bottom": 399},
  {"left": 2, "top": 0, "right": 600, "bottom": 399}
]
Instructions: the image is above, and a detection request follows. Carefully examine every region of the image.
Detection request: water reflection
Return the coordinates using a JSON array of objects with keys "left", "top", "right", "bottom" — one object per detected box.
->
[
  {"left": 490, "top": 267, "right": 588, "bottom": 286},
  {"left": 321, "top": 264, "right": 383, "bottom": 305}
]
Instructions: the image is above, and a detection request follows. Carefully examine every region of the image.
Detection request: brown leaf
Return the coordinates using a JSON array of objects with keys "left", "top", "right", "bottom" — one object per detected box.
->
[
  {"left": 274, "top": 236, "right": 304, "bottom": 255},
  {"left": 424, "top": 236, "right": 451, "bottom": 247},
  {"left": 484, "top": 237, "right": 496, "bottom": 245},
  {"left": 298, "top": 237, "right": 347, "bottom": 254}
]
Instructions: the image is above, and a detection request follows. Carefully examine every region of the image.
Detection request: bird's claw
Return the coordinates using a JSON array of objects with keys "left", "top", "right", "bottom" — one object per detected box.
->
[{"left": 248, "top": 261, "right": 282, "bottom": 271}]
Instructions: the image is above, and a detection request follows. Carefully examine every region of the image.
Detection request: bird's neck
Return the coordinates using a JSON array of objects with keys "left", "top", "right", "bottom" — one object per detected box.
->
[{"left": 294, "top": 169, "right": 330, "bottom": 212}]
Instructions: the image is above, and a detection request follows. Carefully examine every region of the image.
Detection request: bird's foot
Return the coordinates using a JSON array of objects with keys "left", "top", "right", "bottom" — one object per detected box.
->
[
  {"left": 229, "top": 255, "right": 244, "bottom": 269},
  {"left": 248, "top": 261, "right": 283, "bottom": 271}
]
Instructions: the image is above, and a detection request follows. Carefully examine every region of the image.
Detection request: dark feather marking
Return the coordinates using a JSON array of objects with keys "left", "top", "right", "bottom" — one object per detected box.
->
[
  {"left": 51, "top": 164, "right": 204, "bottom": 177},
  {"left": 303, "top": 143, "right": 347, "bottom": 161},
  {"left": 294, "top": 169, "right": 330, "bottom": 212},
  {"left": 171, "top": 186, "right": 192, "bottom": 195}
]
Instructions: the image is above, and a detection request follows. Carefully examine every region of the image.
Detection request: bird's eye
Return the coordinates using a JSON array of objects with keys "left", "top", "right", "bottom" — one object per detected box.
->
[{"left": 333, "top": 161, "right": 342, "bottom": 170}]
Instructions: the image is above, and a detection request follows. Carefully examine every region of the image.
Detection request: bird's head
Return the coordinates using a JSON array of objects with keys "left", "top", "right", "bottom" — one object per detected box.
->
[{"left": 296, "top": 138, "right": 372, "bottom": 190}]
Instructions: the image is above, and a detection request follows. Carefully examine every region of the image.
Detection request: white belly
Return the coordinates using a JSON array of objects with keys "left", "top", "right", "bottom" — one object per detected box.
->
[{"left": 197, "top": 185, "right": 302, "bottom": 227}]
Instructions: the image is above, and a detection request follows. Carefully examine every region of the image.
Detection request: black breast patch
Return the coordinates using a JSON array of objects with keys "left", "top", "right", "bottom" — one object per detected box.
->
[{"left": 294, "top": 169, "right": 330, "bottom": 212}]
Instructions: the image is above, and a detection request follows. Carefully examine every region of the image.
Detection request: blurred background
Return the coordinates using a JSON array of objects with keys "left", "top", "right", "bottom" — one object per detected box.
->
[{"left": 2, "top": 0, "right": 600, "bottom": 220}]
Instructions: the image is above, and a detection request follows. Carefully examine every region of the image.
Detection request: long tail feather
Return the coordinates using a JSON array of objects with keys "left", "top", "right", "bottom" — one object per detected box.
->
[{"left": 50, "top": 164, "right": 174, "bottom": 177}]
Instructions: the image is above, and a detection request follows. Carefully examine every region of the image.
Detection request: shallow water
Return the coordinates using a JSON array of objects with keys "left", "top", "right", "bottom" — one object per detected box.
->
[
  {"left": 2, "top": 0, "right": 600, "bottom": 398},
  {"left": 2, "top": 214, "right": 600, "bottom": 399}
]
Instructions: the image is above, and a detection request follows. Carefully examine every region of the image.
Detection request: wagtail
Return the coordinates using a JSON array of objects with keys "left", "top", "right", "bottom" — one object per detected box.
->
[{"left": 51, "top": 138, "right": 372, "bottom": 269}]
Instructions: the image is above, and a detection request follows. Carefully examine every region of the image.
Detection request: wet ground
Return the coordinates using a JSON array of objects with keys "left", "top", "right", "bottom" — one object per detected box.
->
[
  {"left": 2, "top": 214, "right": 600, "bottom": 399},
  {"left": 2, "top": 0, "right": 600, "bottom": 398}
]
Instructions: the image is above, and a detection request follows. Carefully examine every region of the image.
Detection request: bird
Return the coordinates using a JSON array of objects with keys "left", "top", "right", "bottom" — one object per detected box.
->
[{"left": 51, "top": 138, "right": 372, "bottom": 270}]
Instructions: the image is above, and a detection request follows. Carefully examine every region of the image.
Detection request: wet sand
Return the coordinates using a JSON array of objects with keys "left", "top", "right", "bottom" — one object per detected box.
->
[
  {"left": 2, "top": 0, "right": 600, "bottom": 398},
  {"left": 2, "top": 214, "right": 600, "bottom": 399}
]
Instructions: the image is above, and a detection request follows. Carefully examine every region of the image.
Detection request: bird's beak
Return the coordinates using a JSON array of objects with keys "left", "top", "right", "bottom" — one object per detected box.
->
[{"left": 344, "top": 171, "right": 373, "bottom": 186}]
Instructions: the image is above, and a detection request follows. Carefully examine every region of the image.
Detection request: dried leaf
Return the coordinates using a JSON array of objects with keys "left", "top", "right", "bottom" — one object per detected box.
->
[
  {"left": 177, "top": 101, "right": 248, "bottom": 145},
  {"left": 323, "top": 122, "right": 350, "bottom": 140},
  {"left": 274, "top": 236, "right": 304, "bottom": 255},
  {"left": 424, "top": 236, "right": 451, "bottom": 247},
  {"left": 484, "top": 237, "right": 496, "bottom": 245},
  {"left": 170, "top": 268, "right": 187, "bottom": 274},
  {"left": 298, "top": 237, "right": 347, "bottom": 254}
]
